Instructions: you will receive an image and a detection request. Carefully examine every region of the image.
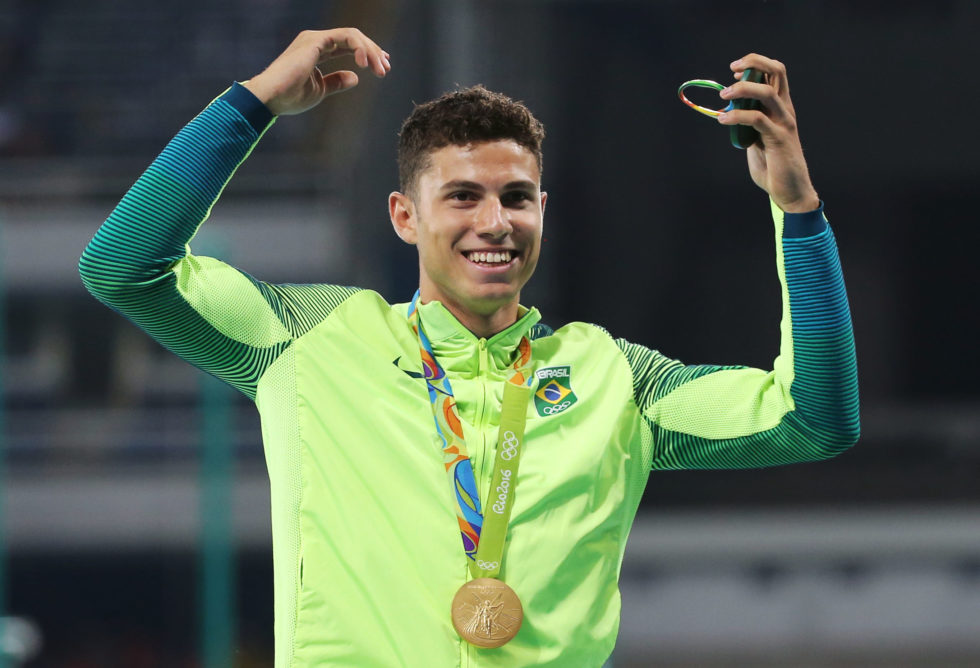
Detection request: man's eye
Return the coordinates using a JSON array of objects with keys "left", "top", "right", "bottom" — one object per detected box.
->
[
  {"left": 449, "top": 191, "right": 475, "bottom": 201},
  {"left": 503, "top": 192, "right": 532, "bottom": 206}
]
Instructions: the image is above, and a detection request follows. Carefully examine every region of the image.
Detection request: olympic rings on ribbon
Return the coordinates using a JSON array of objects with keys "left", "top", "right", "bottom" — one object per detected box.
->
[
  {"left": 476, "top": 559, "right": 499, "bottom": 571},
  {"left": 500, "top": 431, "right": 520, "bottom": 460},
  {"left": 677, "top": 79, "right": 734, "bottom": 118}
]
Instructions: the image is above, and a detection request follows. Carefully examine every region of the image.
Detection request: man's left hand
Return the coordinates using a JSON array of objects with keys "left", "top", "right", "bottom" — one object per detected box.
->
[{"left": 717, "top": 54, "right": 820, "bottom": 213}]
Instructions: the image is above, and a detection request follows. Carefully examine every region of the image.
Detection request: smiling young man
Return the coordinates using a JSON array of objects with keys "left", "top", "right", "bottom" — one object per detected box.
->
[
  {"left": 389, "top": 86, "right": 546, "bottom": 337},
  {"left": 80, "top": 27, "right": 859, "bottom": 668}
]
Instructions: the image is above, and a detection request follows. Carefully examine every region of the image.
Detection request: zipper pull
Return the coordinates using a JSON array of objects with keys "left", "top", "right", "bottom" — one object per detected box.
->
[{"left": 477, "top": 338, "right": 489, "bottom": 374}]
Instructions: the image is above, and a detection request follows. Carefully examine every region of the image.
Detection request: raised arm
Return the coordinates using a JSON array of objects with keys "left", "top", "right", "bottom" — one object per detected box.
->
[
  {"left": 79, "top": 28, "right": 389, "bottom": 398},
  {"left": 619, "top": 204, "right": 859, "bottom": 469},
  {"left": 618, "top": 56, "right": 858, "bottom": 469}
]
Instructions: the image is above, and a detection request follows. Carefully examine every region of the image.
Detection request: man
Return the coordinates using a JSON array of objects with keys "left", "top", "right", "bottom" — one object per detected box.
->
[{"left": 80, "top": 27, "right": 859, "bottom": 668}]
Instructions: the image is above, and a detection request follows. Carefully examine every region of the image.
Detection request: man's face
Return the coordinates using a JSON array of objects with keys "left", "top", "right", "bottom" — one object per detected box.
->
[{"left": 393, "top": 140, "right": 546, "bottom": 322}]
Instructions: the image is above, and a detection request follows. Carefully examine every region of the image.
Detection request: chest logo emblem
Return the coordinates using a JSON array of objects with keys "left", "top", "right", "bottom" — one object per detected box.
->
[
  {"left": 533, "top": 366, "right": 577, "bottom": 416},
  {"left": 392, "top": 356, "right": 424, "bottom": 379}
]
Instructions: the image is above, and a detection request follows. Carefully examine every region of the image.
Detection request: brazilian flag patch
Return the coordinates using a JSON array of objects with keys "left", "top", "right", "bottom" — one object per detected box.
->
[{"left": 534, "top": 366, "right": 577, "bottom": 417}]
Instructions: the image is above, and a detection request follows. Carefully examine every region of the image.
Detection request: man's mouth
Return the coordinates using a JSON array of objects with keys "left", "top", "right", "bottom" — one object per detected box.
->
[{"left": 463, "top": 250, "right": 516, "bottom": 267}]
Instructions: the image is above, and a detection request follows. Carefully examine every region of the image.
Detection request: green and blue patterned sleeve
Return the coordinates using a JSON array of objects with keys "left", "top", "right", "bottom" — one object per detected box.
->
[
  {"left": 79, "top": 84, "right": 358, "bottom": 399},
  {"left": 616, "top": 201, "right": 860, "bottom": 469}
]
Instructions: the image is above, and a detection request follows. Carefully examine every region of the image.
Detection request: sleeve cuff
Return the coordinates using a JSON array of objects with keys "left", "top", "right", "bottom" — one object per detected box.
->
[
  {"left": 782, "top": 201, "right": 829, "bottom": 238},
  {"left": 220, "top": 82, "right": 275, "bottom": 133}
]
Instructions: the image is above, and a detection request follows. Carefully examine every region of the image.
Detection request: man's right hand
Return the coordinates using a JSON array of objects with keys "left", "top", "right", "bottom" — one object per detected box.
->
[{"left": 243, "top": 28, "right": 390, "bottom": 116}]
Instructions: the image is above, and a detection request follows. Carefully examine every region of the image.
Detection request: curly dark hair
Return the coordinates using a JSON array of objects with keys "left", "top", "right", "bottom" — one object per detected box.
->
[{"left": 397, "top": 85, "right": 545, "bottom": 198}]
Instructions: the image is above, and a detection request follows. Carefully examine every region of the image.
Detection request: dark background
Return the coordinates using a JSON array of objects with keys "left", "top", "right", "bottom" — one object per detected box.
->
[{"left": 1, "top": 0, "right": 977, "bottom": 665}]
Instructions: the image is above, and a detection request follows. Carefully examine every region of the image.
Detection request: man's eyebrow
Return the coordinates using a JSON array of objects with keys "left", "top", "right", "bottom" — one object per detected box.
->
[
  {"left": 439, "top": 180, "right": 485, "bottom": 192},
  {"left": 438, "top": 180, "right": 538, "bottom": 192},
  {"left": 503, "top": 180, "right": 538, "bottom": 192}
]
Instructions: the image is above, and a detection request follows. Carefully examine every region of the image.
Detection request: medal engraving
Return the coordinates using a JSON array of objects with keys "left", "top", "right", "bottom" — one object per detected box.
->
[{"left": 451, "top": 578, "right": 523, "bottom": 648}]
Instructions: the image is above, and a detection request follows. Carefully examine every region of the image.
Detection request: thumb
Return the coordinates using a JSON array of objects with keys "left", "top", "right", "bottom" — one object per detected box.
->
[{"left": 321, "top": 70, "right": 359, "bottom": 97}]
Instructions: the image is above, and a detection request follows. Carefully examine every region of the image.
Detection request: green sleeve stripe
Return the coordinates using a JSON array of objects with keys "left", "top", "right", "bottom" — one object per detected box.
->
[
  {"left": 780, "top": 227, "right": 859, "bottom": 437},
  {"left": 649, "top": 410, "right": 843, "bottom": 470},
  {"left": 81, "top": 266, "right": 293, "bottom": 398},
  {"left": 585, "top": 326, "right": 687, "bottom": 411},
  {"left": 256, "top": 282, "right": 362, "bottom": 336},
  {"left": 651, "top": 363, "right": 746, "bottom": 402},
  {"left": 80, "top": 91, "right": 357, "bottom": 399},
  {"left": 614, "top": 218, "right": 859, "bottom": 470}
]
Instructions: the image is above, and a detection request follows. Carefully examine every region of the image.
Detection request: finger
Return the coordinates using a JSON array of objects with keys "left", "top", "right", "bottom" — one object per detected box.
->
[
  {"left": 353, "top": 46, "right": 369, "bottom": 69},
  {"left": 352, "top": 43, "right": 388, "bottom": 77},
  {"left": 320, "top": 44, "right": 388, "bottom": 77},
  {"left": 323, "top": 45, "right": 355, "bottom": 58},
  {"left": 716, "top": 108, "right": 779, "bottom": 139},
  {"left": 730, "top": 53, "right": 789, "bottom": 98},
  {"left": 730, "top": 53, "right": 784, "bottom": 77},
  {"left": 719, "top": 80, "right": 790, "bottom": 122},
  {"left": 313, "top": 30, "right": 389, "bottom": 76},
  {"left": 321, "top": 70, "right": 360, "bottom": 97},
  {"left": 717, "top": 108, "right": 800, "bottom": 151},
  {"left": 359, "top": 46, "right": 382, "bottom": 76},
  {"left": 373, "top": 49, "right": 390, "bottom": 77},
  {"left": 359, "top": 39, "right": 389, "bottom": 76},
  {"left": 317, "top": 34, "right": 359, "bottom": 60}
]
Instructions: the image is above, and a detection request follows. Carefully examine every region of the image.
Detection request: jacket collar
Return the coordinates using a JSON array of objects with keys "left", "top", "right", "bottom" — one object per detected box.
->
[{"left": 413, "top": 299, "right": 541, "bottom": 375}]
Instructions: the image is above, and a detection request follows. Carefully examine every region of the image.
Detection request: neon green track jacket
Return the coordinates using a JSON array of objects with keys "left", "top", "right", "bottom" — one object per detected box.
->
[{"left": 79, "top": 84, "right": 860, "bottom": 667}]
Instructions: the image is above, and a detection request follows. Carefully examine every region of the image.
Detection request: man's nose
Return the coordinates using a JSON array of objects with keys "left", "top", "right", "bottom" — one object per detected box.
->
[{"left": 475, "top": 199, "right": 512, "bottom": 238}]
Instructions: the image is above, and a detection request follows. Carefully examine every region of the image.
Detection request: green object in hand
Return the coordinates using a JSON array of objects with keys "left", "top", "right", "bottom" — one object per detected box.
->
[{"left": 730, "top": 68, "right": 765, "bottom": 149}]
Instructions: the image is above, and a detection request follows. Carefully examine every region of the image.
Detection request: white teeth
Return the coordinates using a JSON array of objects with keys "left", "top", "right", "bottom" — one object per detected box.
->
[{"left": 466, "top": 250, "right": 513, "bottom": 264}]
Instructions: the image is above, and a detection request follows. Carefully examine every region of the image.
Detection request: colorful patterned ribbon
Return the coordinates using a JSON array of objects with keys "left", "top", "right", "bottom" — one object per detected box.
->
[
  {"left": 407, "top": 291, "right": 533, "bottom": 578},
  {"left": 677, "top": 78, "right": 734, "bottom": 118}
]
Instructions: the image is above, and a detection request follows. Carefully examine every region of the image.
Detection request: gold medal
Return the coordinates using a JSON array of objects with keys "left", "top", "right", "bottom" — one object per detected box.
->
[
  {"left": 451, "top": 578, "right": 523, "bottom": 648},
  {"left": 411, "top": 304, "right": 532, "bottom": 649}
]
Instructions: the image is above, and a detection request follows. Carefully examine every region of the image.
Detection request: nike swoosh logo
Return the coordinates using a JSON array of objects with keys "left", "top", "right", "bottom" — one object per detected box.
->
[{"left": 393, "top": 356, "right": 424, "bottom": 379}]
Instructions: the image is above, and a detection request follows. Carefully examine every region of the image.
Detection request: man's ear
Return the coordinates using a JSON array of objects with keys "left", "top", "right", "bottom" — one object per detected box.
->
[
  {"left": 540, "top": 191, "right": 547, "bottom": 216},
  {"left": 389, "top": 191, "right": 418, "bottom": 244}
]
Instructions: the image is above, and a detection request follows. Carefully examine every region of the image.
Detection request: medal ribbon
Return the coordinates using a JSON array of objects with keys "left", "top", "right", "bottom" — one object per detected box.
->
[{"left": 407, "top": 291, "right": 533, "bottom": 579}]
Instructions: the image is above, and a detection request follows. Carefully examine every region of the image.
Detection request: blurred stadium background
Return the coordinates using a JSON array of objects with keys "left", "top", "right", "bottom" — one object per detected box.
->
[{"left": 1, "top": 0, "right": 978, "bottom": 666}]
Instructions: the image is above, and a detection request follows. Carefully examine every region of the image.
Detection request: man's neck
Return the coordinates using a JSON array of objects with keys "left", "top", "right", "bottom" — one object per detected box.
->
[
  {"left": 452, "top": 306, "right": 519, "bottom": 340},
  {"left": 419, "top": 292, "right": 519, "bottom": 339}
]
